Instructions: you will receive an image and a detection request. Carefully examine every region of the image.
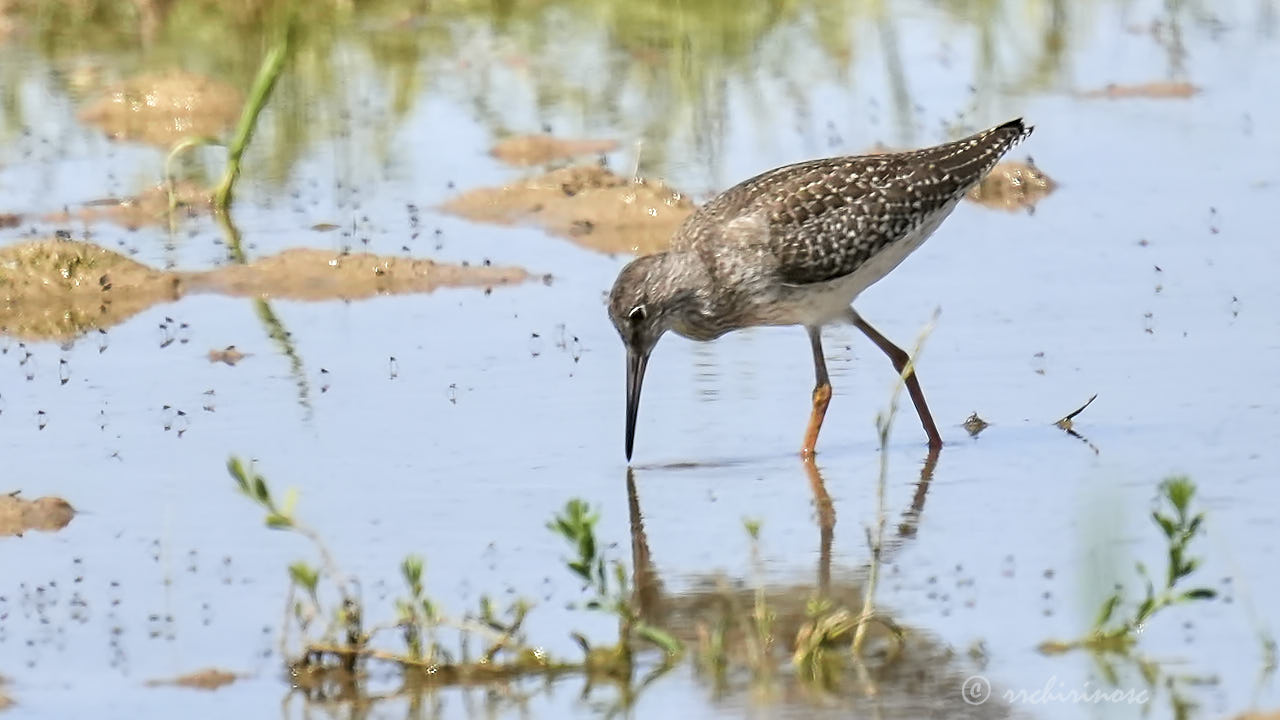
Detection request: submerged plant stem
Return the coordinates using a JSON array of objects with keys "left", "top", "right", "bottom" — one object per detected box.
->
[{"left": 852, "top": 310, "right": 938, "bottom": 656}]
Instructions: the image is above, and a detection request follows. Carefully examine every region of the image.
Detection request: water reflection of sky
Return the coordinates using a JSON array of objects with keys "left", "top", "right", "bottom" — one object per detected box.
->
[{"left": 2, "top": 1, "right": 1279, "bottom": 718}]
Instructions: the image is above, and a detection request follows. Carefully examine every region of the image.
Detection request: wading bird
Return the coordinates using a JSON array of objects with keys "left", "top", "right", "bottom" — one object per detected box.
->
[{"left": 608, "top": 118, "right": 1033, "bottom": 460}]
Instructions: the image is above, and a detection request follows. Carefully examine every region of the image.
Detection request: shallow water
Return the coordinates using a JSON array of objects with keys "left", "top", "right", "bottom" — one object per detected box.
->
[{"left": 2, "top": 1, "right": 1279, "bottom": 718}]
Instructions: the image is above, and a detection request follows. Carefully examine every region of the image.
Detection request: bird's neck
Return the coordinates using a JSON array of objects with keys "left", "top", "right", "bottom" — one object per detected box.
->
[{"left": 659, "top": 250, "right": 736, "bottom": 341}]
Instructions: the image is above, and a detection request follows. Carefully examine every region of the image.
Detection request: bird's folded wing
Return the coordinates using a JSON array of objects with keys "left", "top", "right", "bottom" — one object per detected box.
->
[{"left": 677, "top": 119, "right": 1032, "bottom": 287}]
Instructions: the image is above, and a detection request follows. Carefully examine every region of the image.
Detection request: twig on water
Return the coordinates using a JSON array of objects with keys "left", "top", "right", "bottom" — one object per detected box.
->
[
  {"left": 1055, "top": 393, "right": 1098, "bottom": 431},
  {"left": 1054, "top": 393, "right": 1099, "bottom": 454}
]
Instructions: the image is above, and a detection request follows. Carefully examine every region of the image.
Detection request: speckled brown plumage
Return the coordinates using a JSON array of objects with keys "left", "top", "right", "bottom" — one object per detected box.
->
[
  {"left": 608, "top": 118, "right": 1034, "bottom": 460},
  {"left": 673, "top": 117, "right": 1033, "bottom": 287}
]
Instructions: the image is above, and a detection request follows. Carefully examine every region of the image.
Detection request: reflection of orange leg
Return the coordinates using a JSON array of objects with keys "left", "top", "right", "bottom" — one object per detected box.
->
[
  {"left": 801, "top": 458, "right": 835, "bottom": 594},
  {"left": 850, "top": 311, "right": 944, "bottom": 450},
  {"left": 801, "top": 326, "right": 832, "bottom": 458}
]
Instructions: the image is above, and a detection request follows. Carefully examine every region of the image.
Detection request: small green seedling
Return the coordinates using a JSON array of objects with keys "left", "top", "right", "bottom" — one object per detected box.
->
[
  {"left": 1041, "top": 476, "right": 1216, "bottom": 654},
  {"left": 549, "top": 499, "right": 682, "bottom": 664}
]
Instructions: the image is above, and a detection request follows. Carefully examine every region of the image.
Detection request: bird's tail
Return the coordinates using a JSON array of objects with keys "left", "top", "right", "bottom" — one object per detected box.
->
[
  {"left": 992, "top": 117, "right": 1035, "bottom": 148},
  {"left": 906, "top": 117, "right": 1033, "bottom": 192}
]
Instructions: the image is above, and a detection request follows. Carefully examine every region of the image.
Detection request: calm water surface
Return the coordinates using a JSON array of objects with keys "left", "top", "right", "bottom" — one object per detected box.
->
[{"left": 1, "top": 1, "right": 1278, "bottom": 718}]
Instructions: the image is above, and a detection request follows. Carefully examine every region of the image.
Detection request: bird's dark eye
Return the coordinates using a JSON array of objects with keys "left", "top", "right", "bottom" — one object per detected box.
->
[{"left": 628, "top": 305, "right": 647, "bottom": 322}]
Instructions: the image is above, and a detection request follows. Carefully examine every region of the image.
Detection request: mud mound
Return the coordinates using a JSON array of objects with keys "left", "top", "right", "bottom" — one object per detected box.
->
[
  {"left": 1, "top": 494, "right": 76, "bottom": 537},
  {"left": 1078, "top": 81, "right": 1199, "bottom": 99},
  {"left": 0, "top": 239, "right": 533, "bottom": 342},
  {"left": 966, "top": 161, "right": 1057, "bottom": 212},
  {"left": 490, "top": 134, "right": 620, "bottom": 166},
  {"left": 0, "top": 238, "right": 176, "bottom": 341},
  {"left": 441, "top": 164, "right": 693, "bottom": 255},
  {"left": 146, "top": 668, "right": 240, "bottom": 691},
  {"left": 192, "top": 248, "right": 530, "bottom": 301},
  {"left": 79, "top": 69, "right": 243, "bottom": 146},
  {"left": 42, "top": 182, "right": 213, "bottom": 230}
]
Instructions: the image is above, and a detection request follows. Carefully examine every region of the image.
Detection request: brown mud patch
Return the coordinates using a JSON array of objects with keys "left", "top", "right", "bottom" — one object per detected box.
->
[
  {"left": 208, "top": 346, "right": 248, "bottom": 365},
  {"left": 490, "top": 134, "right": 620, "bottom": 166},
  {"left": 0, "top": 493, "right": 75, "bottom": 537},
  {"left": 1, "top": 239, "right": 533, "bottom": 342},
  {"left": 78, "top": 70, "right": 243, "bottom": 147},
  {"left": 145, "top": 668, "right": 239, "bottom": 691},
  {"left": 188, "top": 248, "right": 531, "bottom": 301},
  {"left": 1078, "top": 81, "right": 1199, "bottom": 99},
  {"left": 441, "top": 164, "right": 693, "bottom": 255},
  {"left": 41, "top": 181, "right": 212, "bottom": 230},
  {"left": 0, "top": 239, "right": 173, "bottom": 342},
  {"left": 966, "top": 161, "right": 1057, "bottom": 212}
]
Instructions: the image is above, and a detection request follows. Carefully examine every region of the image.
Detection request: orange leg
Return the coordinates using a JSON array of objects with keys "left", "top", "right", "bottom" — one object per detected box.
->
[{"left": 801, "top": 326, "right": 832, "bottom": 457}]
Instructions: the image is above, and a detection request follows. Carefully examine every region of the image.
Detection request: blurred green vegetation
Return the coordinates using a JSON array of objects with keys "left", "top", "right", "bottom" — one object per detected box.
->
[{"left": 0, "top": 0, "right": 1224, "bottom": 182}]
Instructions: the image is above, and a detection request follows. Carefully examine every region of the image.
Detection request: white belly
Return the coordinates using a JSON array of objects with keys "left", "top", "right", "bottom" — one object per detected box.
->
[{"left": 768, "top": 200, "right": 960, "bottom": 327}]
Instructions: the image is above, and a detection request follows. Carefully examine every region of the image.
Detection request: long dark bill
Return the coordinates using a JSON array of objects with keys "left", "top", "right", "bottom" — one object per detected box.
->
[{"left": 625, "top": 348, "right": 649, "bottom": 461}]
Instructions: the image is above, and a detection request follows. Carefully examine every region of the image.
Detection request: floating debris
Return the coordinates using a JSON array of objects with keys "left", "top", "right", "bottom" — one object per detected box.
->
[
  {"left": 208, "top": 346, "right": 248, "bottom": 366},
  {"left": 963, "top": 412, "right": 990, "bottom": 437},
  {"left": 1054, "top": 394, "right": 1097, "bottom": 432},
  {"left": 79, "top": 69, "right": 243, "bottom": 146},
  {"left": 145, "top": 668, "right": 239, "bottom": 691},
  {"left": 490, "top": 134, "right": 620, "bottom": 166},
  {"left": 1054, "top": 394, "right": 1099, "bottom": 454},
  {"left": 0, "top": 492, "right": 76, "bottom": 537},
  {"left": 441, "top": 164, "right": 693, "bottom": 255}
]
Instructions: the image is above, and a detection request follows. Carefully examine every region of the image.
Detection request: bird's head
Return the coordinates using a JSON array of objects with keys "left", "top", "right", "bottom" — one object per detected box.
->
[
  {"left": 607, "top": 252, "right": 698, "bottom": 461},
  {"left": 608, "top": 254, "right": 681, "bottom": 356}
]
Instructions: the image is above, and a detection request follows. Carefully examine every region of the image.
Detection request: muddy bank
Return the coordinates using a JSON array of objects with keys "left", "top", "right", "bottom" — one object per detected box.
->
[
  {"left": 39, "top": 182, "right": 213, "bottom": 230},
  {"left": 966, "top": 161, "right": 1057, "bottom": 212},
  {"left": 490, "top": 134, "right": 620, "bottom": 166},
  {"left": 1078, "top": 81, "right": 1200, "bottom": 99},
  {"left": 441, "top": 164, "right": 693, "bottom": 255},
  {"left": 0, "top": 239, "right": 173, "bottom": 343},
  {"left": 185, "top": 248, "right": 532, "bottom": 301},
  {"left": 0, "top": 239, "right": 534, "bottom": 342},
  {"left": 78, "top": 70, "right": 243, "bottom": 147},
  {"left": 0, "top": 493, "right": 75, "bottom": 537}
]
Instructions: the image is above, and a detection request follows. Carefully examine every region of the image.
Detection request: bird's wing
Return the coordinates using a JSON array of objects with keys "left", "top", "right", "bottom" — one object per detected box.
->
[{"left": 675, "top": 118, "right": 1033, "bottom": 286}]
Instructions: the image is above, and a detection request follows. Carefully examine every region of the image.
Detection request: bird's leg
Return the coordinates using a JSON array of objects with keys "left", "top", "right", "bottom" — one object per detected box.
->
[
  {"left": 802, "top": 326, "right": 832, "bottom": 458},
  {"left": 849, "top": 310, "right": 944, "bottom": 450}
]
